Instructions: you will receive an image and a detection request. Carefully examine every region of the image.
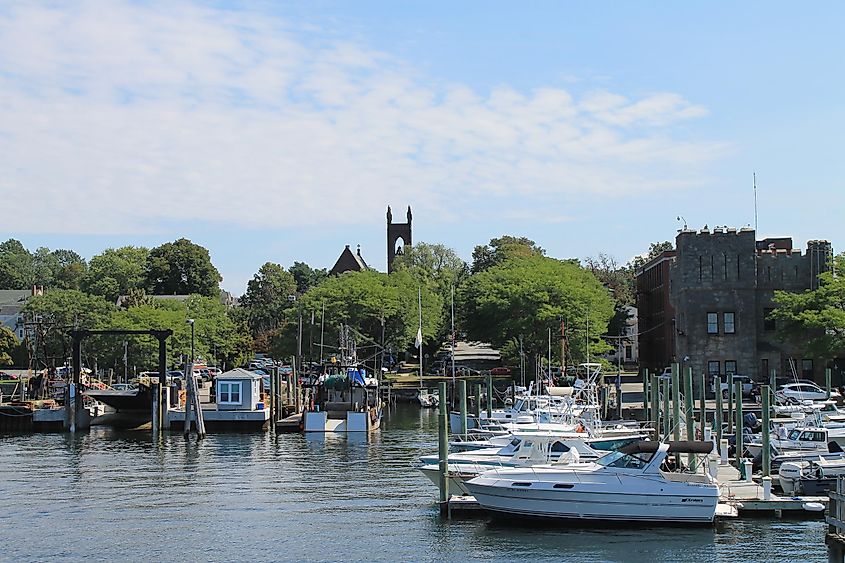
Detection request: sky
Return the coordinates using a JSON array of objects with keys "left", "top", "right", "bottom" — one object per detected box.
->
[{"left": 1, "top": 1, "right": 842, "bottom": 294}]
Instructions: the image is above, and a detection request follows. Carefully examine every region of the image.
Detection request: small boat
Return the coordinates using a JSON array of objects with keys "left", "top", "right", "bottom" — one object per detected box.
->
[
  {"left": 779, "top": 456, "right": 845, "bottom": 495},
  {"left": 417, "top": 389, "right": 439, "bottom": 408},
  {"left": 464, "top": 441, "right": 719, "bottom": 525}
]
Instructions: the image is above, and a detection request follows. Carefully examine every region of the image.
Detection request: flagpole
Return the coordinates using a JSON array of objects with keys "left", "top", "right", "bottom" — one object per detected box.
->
[{"left": 418, "top": 286, "right": 423, "bottom": 388}]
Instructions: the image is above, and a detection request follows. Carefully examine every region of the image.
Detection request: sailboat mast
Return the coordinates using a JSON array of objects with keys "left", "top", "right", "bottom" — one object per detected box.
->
[
  {"left": 418, "top": 286, "right": 423, "bottom": 389},
  {"left": 451, "top": 285, "right": 456, "bottom": 387}
]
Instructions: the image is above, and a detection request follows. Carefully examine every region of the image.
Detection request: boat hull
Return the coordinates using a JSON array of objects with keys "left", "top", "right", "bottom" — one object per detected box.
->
[{"left": 464, "top": 475, "right": 718, "bottom": 524}]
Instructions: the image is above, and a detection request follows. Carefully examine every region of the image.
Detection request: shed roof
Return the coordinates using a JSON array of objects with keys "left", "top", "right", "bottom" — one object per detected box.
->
[{"left": 217, "top": 368, "right": 263, "bottom": 380}]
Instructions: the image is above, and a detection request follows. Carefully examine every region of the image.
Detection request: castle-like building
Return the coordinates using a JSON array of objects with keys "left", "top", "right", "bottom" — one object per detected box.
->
[{"left": 636, "top": 227, "right": 833, "bottom": 384}]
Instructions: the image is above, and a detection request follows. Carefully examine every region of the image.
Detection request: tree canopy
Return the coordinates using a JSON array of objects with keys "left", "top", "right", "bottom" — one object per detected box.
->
[
  {"left": 288, "top": 261, "right": 328, "bottom": 294},
  {"left": 145, "top": 238, "right": 222, "bottom": 297},
  {"left": 0, "top": 326, "right": 17, "bottom": 366},
  {"left": 82, "top": 246, "right": 149, "bottom": 302},
  {"left": 772, "top": 254, "right": 845, "bottom": 359},
  {"left": 471, "top": 236, "right": 545, "bottom": 274},
  {"left": 240, "top": 262, "right": 298, "bottom": 333},
  {"left": 460, "top": 255, "right": 614, "bottom": 370}
]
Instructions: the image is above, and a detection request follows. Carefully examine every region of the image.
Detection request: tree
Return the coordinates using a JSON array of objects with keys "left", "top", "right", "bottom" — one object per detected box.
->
[
  {"left": 299, "top": 269, "right": 443, "bottom": 362},
  {"left": 50, "top": 249, "right": 88, "bottom": 290},
  {"left": 0, "top": 239, "right": 33, "bottom": 289},
  {"left": 772, "top": 254, "right": 845, "bottom": 359},
  {"left": 0, "top": 326, "right": 17, "bottom": 365},
  {"left": 22, "top": 290, "right": 116, "bottom": 364},
  {"left": 629, "top": 241, "right": 674, "bottom": 270},
  {"left": 288, "top": 261, "right": 328, "bottom": 294},
  {"left": 460, "top": 255, "right": 614, "bottom": 373},
  {"left": 240, "top": 263, "right": 298, "bottom": 333},
  {"left": 145, "top": 238, "right": 222, "bottom": 297},
  {"left": 471, "top": 236, "right": 545, "bottom": 274},
  {"left": 82, "top": 246, "right": 149, "bottom": 302}
]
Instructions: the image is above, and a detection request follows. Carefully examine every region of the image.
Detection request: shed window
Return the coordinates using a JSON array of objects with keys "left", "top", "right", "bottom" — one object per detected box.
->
[{"left": 218, "top": 381, "right": 242, "bottom": 404}]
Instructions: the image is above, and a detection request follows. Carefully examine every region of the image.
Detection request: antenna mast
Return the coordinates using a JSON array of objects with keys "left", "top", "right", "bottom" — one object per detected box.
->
[{"left": 753, "top": 172, "right": 758, "bottom": 233}]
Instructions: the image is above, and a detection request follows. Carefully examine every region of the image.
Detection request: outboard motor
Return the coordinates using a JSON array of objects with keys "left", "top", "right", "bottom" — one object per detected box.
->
[{"left": 743, "top": 412, "right": 758, "bottom": 430}]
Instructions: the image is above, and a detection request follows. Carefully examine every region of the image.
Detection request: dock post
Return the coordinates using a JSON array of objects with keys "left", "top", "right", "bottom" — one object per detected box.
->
[
  {"left": 292, "top": 355, "right": 301, "bottom": 413},
  {"left": 684, "top": 367, "right": 695, "bottom": 468},
  {"left": 151, "top": 382, "right": 160, "bottom": 437},
  {"left": 727, "top": 372, "right": 734, "bottom": 434},
  {"left": 827, "top": 367, "right": 833, "bottom": 401},
  {"left": 661, "top": 377, "right": 670, "bottom": 441},
  {"left": 715, "top": 379, "right": 723, "bottom": 454},
  {"left": 672, "top": 363, "right": 681, "bottom": 466},
  {"left": 650, "top": 373, "right": 659, "bottom": 439},
  {"left": 642, "top": 368, "right": 650, "bottom": 422},
  {"left": 473, "top": 383, "right": 481, "bottom": 419},
  {"left": 271, "top": 367, "right": 276, "bottom": 424},
  {"left": 486, "top": 373, "right": 493, "bottom": 418},
  {"left": 770, "top": 368, "right": 777, "bottom": 395},
  {"left": 184, "top": 361, "right": 194, "bottom": 436},
  {"left": 735, "top": 379, "right": 744, "bottom": 477},
  {"left": 762, "top": 385, "right": 771, "bottom": 477},
  {"left": 458, "top": 379, "right": 468, "bottom": 437},
  {"left": 438, "top": 381, "right": 449, "bottom": 516},
  {"left": 698, "top": 371, "right": 706, "bottom": 440}
]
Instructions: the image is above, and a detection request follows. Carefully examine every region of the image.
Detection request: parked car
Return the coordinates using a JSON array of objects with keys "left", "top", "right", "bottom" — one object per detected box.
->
[
  {"left": 712, "top": 374, "right": 758, "bottom": 399},
  {"left": 777, "top": 382, "right": 841, "bottom": 402}
]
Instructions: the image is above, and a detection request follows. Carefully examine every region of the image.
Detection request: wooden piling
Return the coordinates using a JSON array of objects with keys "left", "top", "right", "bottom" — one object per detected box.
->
[
  {"left": 151, "top": 382, "right": 160, "bottom": 436},
  {"left": 727, "top": 372, "right": 734, "bottom": 434},
  {"left": 672, "top": 363, "right": 681, "bottom": 465},
  {"left": 684, "top": 367, "right": 695, "bottom": 468},
  {"left": 438, "top": 381, "right": 449, "bottom": 513},
  {"left": 642, "top": 368, "right": 650, "bottom": 422},
  {"left": 458, "top": 379, "right": 468, "bottom": 437},
  {"left": 649, "top": 373, "right": 659, "bottom": 439},
  {"left": 715, "top": 379, "right": 724, "bottom": 454},
  {"left": 770, "top": 368, "right": 777, "bottom": 396},
  {"left": 735, "top": 379, "right": 744, "bottom": 477},
  {"left": 698, "top": 371, "right": 706, "bottom": 440},
  {"left": 762, "top": 385, "right": 771, "bottom": 478},
  {"left": 473, "top": 383, "right": 482, "bottom": 419},
  {"left": 661, "top": 377, "right": 670, "bottom": 441},
  {"left": 486, "top": 373, "right": 493, "bottom": 418}
]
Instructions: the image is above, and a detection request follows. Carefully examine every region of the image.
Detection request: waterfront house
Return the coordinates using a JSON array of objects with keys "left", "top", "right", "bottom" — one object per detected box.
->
[{"left": 215, "top": 369, "right": 263, "bottom": 411}]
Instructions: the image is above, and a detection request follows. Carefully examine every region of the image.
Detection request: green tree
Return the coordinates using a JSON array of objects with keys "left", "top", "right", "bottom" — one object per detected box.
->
[
  {"left": 240, "top": 262, "right": 298, "bottom": 333},
  {"left": 772, "top": 253, "right": 845, "bottom": 359},
  {"left": 22, "top": 290, "right": 115, "bottom": 363},
  {"left": 82, "top": 246, "right": 149, "bottom": 302},
  {"left": 299, "top": 269, "right": 442, "bottom": 362},
  {"left": 50, "top": 249, "right": 88, "bottom": 290},
  {"left": 629, "top": 241, "right": 674, "bottom": 270},
  {"left": 0, "top": 239, "right": 34, "bottom": 289},
  {"left": 145, "top": 239, "right": 222, "bottom": 297},
  {"left": 471, "top": 236, "right": 545, "bottom": 274},
  {"left": 0, "top": 326, "right": 17, "bottom": 365},
  {"left": 460, "top": 255, "right": 614, "bottom": 373},
  {"left": 288, "top": 261, "right": 328, "bottom": 294}
]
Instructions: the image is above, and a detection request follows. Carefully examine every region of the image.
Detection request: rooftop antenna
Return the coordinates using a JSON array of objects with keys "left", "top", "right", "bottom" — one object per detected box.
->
[
  {"left": 753, "top": 172, "right": 758, "bottom": 234},
  {"left": 677, "top": 216, "right": 688, "bottom": 230}
]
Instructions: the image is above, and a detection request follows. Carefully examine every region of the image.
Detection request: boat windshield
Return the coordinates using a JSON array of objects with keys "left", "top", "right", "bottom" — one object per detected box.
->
[{"left": 595, "top": 450, "right": 653, "bottom": 470}]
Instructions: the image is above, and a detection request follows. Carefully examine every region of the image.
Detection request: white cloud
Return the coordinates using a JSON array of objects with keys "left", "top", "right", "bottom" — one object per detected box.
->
[{"left": 0, "top": 1, "right": 726, "bottom": 235}]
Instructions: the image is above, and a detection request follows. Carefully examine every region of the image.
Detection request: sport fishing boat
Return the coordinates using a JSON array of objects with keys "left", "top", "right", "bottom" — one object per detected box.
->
[
  {"left": 415, "top": 433, "right": 601, "bottom": 494},
  {"left": 464, "top": 441, "right": 719, "bottom": 525}
]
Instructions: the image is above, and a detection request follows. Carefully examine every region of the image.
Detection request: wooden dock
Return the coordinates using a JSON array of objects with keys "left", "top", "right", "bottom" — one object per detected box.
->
[{"left": 716, "top": 461, "right": 827, "bottom": 517}]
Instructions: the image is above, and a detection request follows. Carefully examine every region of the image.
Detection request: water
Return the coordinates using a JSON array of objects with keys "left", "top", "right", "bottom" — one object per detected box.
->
[{"left": 1, "top": 406, "right": 827, "bottom": 562}]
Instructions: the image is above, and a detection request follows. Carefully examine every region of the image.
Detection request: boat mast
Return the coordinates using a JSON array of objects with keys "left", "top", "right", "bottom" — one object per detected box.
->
[
  {"left": 418, "top": 286, "right": 423, "bottom": 389},
  {"left": 450, "top": 285, "right": 456, "bottom": 388}
]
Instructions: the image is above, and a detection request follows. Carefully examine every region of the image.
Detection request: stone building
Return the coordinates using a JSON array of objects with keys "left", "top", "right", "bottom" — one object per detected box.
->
[
  {"left": 636, "top": 227, "right": 833, "bottom": 384},
  {"left": 329, "top": 245, "right": 369, "bottom": 276}
]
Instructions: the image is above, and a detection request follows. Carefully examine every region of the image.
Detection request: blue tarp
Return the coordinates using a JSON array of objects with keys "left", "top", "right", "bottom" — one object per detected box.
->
[{"left": 348, "top": 368, "right": 366, "bottom": 387}]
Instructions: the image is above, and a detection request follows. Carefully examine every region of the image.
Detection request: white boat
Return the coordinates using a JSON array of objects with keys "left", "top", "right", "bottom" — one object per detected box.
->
[
  {"left": 779, "top": 456, "right": 845, "bottom": 495},
  {"left": 747, "top": 426, "right": 845, "bottom": 458},
  {"left": 417, "top": 389, "right": 439, "bottom": 408},
  {"left": 416, "top": 433, "right": 600, "bottom": 494},
  {"left": 464, "top": 441, "right": 719, "bottom": 525}
]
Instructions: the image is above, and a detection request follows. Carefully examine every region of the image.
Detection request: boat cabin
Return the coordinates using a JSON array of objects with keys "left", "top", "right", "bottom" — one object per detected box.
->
[{"left": 215, "top": 369, "right": 263, "bottom": 411}]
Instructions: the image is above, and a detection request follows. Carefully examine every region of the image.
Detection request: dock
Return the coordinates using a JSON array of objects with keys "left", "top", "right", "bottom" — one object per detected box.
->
[{"left": 715, "top": 462, "right": 827, "bottom": 516}]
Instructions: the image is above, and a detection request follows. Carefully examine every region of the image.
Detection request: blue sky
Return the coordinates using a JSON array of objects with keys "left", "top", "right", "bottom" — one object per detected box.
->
[{"left": 1, "top": 1, "right": 842, "bottom": 294}]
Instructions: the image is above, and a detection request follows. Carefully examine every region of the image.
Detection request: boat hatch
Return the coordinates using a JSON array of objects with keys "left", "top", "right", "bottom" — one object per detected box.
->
[
  {"left": 553, "top": 483, "right": 574, "bottom": 489},
  {"left": 512, "top": 482, "right": 532, "bottom": 487}
]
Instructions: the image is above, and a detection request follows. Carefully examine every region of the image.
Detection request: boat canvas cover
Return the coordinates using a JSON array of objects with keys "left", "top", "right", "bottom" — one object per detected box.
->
[{"left": 621, "top": 441, "right": 714, "bottom": 455}]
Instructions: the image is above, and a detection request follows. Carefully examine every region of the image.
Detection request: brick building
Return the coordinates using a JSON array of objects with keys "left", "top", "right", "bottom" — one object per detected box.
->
[{"left": 636, "top": 227, "right": 833, "bottom": 385}]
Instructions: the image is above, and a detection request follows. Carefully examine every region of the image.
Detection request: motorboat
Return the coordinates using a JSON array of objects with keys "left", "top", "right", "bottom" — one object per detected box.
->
[
  {"left": 416, "top": 433, "right": 600, "bottom": 494},
  {"left": 417, "top": 389, "right": 439, "bottom": 408},
  {"left": 746, "top": 426, "right": 845, "bottom": 458},
  {"left": 464, "top": 441, "right": 719, "bottom": 525},
  {"left": 779, "top": 455, "right": 845, "bottom": 495}
]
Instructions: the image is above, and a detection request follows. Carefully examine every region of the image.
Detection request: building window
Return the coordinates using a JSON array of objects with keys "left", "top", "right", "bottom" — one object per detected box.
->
[
  {"left": 724, "top": 312, "right": 735, "bottom": 334},
  {"left": 218, "top": 381, "right": 242, "bottom": 404},
  {"left": 707, "top": 312, "right": 718, "bottom": 334},
  {"left": 764, "top": 308, "right": 776, "bottom": 331},
  {"left": 708, "top": 361, "right": 720, "bottom": 376},
  {"left": 625, "top": 346, "right": 633, "bottom": 361},
  {"left": 725, "top": 360, "right": 737, "bottom": 375},
  {"left": 801, "top": 359, "right": 814, "bottom": 379}
]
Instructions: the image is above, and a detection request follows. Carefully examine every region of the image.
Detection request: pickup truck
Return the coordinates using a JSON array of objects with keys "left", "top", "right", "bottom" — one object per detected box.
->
[{"left": 711, "top": 375, "right": 757, "bottom": 399}]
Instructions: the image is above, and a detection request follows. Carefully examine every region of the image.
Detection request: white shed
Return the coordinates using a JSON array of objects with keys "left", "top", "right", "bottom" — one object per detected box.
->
[{"left": 215, "top": 369, "right": 263, "bottom": 411}]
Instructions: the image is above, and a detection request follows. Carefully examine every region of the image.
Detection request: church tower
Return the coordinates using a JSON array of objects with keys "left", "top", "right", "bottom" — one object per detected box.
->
[{"left": 387, "top": 205, "right": 412, "bottom": 273}]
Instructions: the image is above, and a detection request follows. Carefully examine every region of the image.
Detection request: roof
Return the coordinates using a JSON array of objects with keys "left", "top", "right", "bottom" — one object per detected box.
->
[
  {"left": 329, "top": 245, "right": 369, "bottom": 275},
  {"left": 115, "top": 294, "right": 191, "bottom": 307},
  {"left": 217, "top": 368, "right": 263, "bottom": 381},
  {"left": 0, "top": 290, "right": 31, "bottom": 307}
]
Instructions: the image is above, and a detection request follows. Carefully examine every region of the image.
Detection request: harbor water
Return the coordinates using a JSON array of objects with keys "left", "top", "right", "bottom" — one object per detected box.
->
[{"left": 2, "top": 405, "right": 827, "bottom": 562}]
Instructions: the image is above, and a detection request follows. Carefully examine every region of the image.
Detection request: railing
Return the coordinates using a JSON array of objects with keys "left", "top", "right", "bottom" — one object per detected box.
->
[{"left": 827, "top": 476, "right": 845, "bottom": 561}]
